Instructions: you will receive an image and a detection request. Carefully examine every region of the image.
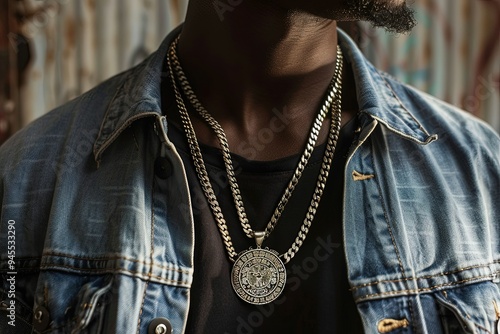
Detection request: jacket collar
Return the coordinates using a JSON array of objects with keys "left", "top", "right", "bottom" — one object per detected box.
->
[
  {"left": 93, "top": 25, "right": 183, "bottom": 164},
  {"left": 337, "top": 29, "right": 437, "bottom": 145},
  {"left": 94, "top": 25, "right": 436, "bottom": 163}
]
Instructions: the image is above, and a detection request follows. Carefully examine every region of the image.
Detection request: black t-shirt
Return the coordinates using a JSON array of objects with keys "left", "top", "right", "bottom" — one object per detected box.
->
[{"left": 164, "top": 114, "right": 364, "bottom": 333}]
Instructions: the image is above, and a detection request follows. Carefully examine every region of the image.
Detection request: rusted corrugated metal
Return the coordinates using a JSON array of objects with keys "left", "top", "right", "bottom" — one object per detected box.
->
[{"left": 4, "top": 0, "right": 500, "bottom": 138}]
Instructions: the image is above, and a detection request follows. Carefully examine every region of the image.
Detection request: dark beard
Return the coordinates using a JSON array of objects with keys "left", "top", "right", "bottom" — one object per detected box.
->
[{"left": 341, "top": 0, "right": 416, "bottom": 34}]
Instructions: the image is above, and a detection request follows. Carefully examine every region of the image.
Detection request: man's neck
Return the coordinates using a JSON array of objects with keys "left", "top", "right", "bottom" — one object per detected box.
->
[{"left": 174, "top": 0, "right": 357, "bottom": 160}]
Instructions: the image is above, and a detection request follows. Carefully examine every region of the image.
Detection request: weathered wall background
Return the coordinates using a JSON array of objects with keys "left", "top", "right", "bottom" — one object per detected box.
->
[
  {"left": 356, "top": 0, "right": 500, "bottom": 132},
  {"left": 0, "top": 0, "right": 499, "bottom": 145},
  {"left": 10, "top": 0, "right": 188, "bottom": 127}
]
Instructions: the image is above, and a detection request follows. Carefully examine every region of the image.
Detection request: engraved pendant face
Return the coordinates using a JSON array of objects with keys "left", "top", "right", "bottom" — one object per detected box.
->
[{"left": 231, "top": 248, "right": 287, "bottom": 305}]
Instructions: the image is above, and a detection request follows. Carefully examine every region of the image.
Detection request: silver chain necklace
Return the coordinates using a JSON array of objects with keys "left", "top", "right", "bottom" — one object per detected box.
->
[{"left": 167, "top": 35, "right": 343, "bottom": 305}]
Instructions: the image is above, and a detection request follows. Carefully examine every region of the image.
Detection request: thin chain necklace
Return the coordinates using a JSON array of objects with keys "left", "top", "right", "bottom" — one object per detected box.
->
[{"left": 167, "top": 35, "right": 343, "bottom": 305}]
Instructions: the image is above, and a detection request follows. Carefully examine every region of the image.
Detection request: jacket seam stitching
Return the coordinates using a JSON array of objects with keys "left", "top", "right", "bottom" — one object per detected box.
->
[
  {"left": 37, "top": 265, "right": 189, "bottom": 285},
  {"left": 354, "top": 274, "right": 494, "bottom": 302},
  {"left": 350, "top": 262, "right": 498, "bottom": 290},
  {"left": 136, "top": 176, "right": 157, "bottom": 334},
  {"left": 37, "top": 253, "right": 190, "bottom": 274}
]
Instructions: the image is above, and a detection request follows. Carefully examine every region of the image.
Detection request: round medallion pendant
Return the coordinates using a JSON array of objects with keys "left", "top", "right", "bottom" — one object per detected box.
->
[{"left": 231, "top": 248, "right": 287, "bottom": 305}]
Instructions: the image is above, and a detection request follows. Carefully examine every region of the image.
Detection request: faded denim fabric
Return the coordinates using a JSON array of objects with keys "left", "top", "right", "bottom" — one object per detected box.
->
[{"left": 0, "top": 26, "right": 499, "bottom": 333}]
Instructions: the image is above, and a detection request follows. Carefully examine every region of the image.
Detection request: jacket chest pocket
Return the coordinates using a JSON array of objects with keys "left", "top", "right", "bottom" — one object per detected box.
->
[
  {"left": 357, "top": 281, "right": 500, "bottom": 334},
  {"left": 433, "top": 281, "right": 500, "bottom": 334},
  {"left": 32, "top": 272, "right": 113, "bottom": 333}
]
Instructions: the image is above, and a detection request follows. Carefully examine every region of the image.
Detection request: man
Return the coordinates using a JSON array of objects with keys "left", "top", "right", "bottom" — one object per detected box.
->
[{"left": 1, "top": 0, "right": 499, "bottom": 333}]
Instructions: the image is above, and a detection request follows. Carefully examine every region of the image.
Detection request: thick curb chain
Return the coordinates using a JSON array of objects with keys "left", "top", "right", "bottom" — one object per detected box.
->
[
  {"left": 284, "top": 80, "right": 342, "bottom": 263},
  {"left": 167, "top": 43, "right": 238, "bottom": 260},
  {"left": 167, "top": 36, "right": 343, "bottom": 263}
]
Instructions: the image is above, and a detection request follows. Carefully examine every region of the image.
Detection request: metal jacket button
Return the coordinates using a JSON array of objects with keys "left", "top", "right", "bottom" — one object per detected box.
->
[
  {"left": 154, "top": 157, "right": 173, "bottom": 179},
  {"left": 33, "top": 306, "right": 50, "bottom": 331},
  {"left": 148, "top": 318, "right": 172, "bottom": 334}
]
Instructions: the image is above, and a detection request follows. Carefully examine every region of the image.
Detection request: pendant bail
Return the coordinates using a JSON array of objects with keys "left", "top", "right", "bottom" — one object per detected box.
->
[{"left": 253, "top": 231, "right": 266, "bottom": 248}]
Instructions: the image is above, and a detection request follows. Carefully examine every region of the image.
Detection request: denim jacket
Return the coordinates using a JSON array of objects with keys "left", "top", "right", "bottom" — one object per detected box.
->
[{"left": 1, "top": 26, "right": 499, "bottom": 334}]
